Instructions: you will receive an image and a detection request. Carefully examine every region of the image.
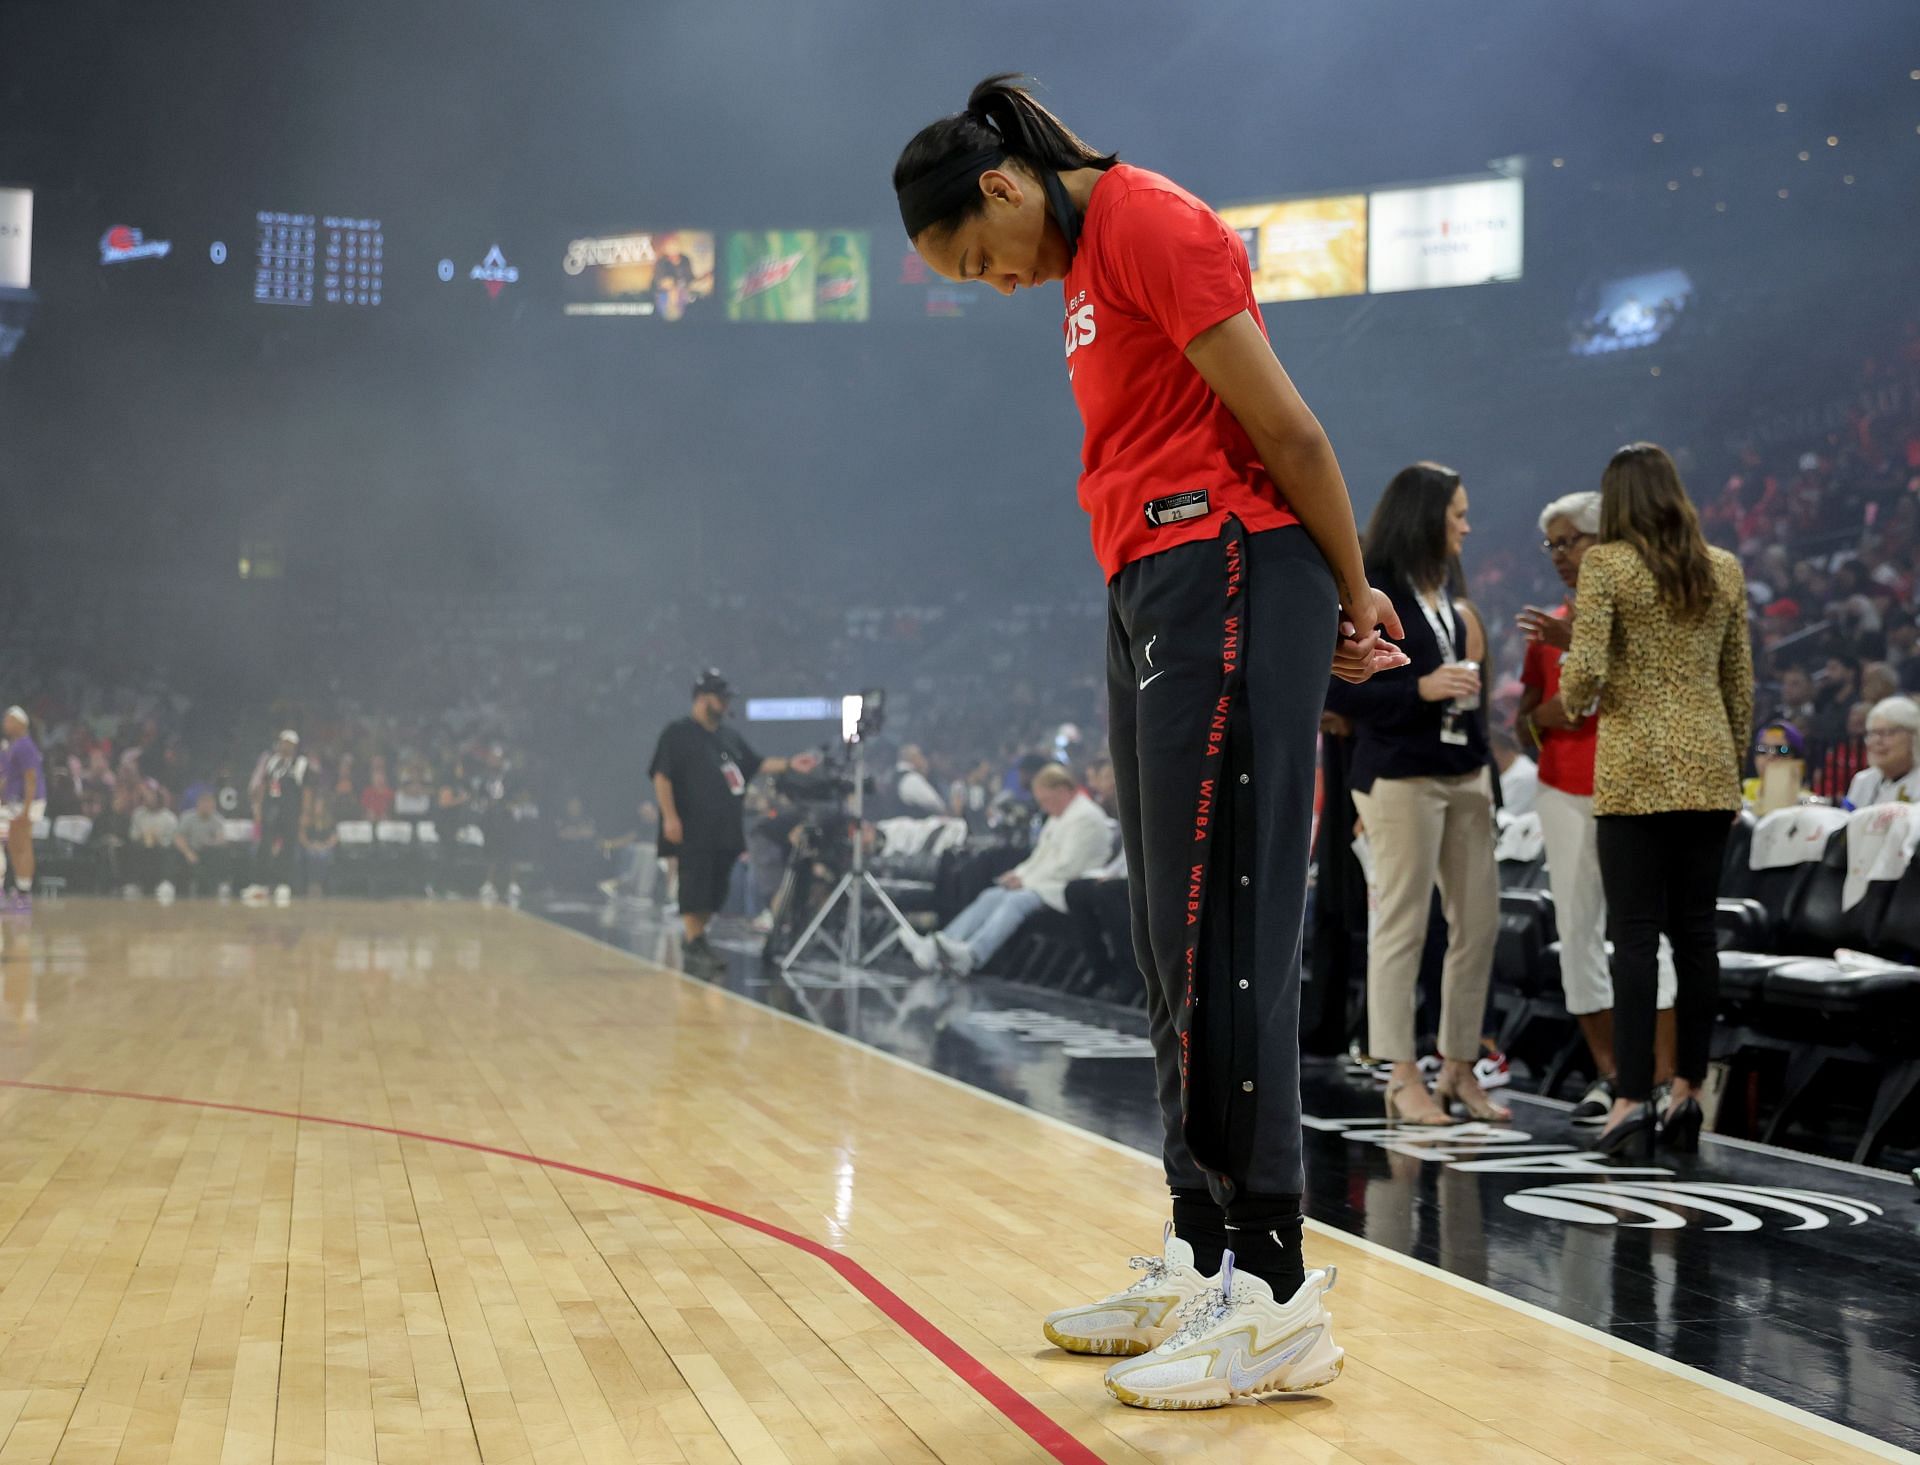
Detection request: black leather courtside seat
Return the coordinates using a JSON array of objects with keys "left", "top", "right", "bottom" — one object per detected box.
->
[
  {"left": 1756, "top": 956, "right": 1920, "bottom": 1164},
  {"left": 1784, "top": 828, "right": 1895, "bottom": 957}
]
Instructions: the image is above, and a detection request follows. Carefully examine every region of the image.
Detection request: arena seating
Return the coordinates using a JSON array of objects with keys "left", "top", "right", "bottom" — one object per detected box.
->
[
  {"left": 27, "top": 819, "right": 514, "bottom": 900},
  {"left": 1489, "top": 808, "right": 1920, "bottom": 1164},
  {"left": 904, "top": 799, "right": 1920, "bottom": 1166}
]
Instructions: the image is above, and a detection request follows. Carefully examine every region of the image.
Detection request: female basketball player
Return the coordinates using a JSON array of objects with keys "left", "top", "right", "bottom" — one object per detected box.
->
[{"left": 894, "top": 76, "right": 1405, "bottom": 1410}]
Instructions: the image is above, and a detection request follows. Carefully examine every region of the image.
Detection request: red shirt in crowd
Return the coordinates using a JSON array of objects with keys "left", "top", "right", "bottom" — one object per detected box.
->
[
  {"left": 360, "top": 783, "right": 395, "bottom": 822},
  {"left": 1521, "top": 602, "right": 1598, "bottom": 797},
  {"left": 1062, "top": 164, "right": 1299, "bottom": 580}
]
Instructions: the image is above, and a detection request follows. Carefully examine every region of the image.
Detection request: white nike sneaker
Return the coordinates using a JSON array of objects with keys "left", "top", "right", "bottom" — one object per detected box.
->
[
  {"left": 1103, "top": 1255, "right": 1343, "bottom": 1410},
  {"left": 1042, "top": 1224, "right": 1212, "bottom": 1358},
  {"left": 899, "top": 930, "right": 940, "bottom": 972}
]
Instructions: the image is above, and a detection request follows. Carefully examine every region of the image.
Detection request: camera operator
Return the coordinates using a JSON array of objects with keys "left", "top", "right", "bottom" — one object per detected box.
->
[{"left": 650, "top": 670, "right": 816, "bottom": 964}]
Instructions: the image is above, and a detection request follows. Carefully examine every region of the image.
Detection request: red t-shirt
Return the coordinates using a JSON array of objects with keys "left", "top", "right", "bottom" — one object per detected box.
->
[
  {"left": 1063, "top": 165, "right": 1299, "bottom": 579},
  {"left": 1520, "top": 603, "right": 1598, "bottom": 797}
]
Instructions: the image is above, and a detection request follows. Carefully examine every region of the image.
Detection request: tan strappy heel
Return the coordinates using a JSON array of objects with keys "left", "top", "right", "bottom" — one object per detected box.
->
[
  {"left": 1384, "top": 1078, "right": 1455, "bottom": 1127},
  {"left": 1433, "top": 1072, "right": 1511, "bottom": 1123}
]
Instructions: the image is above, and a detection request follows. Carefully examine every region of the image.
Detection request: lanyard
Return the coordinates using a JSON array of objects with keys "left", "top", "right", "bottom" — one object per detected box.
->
[{"left": 1413, "top": 584, "right": 1457, "bottom": 659}]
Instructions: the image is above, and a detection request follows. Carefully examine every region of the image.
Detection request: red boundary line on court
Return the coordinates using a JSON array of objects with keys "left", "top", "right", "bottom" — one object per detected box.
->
[{"left": 0, "top": 1076, "right": 1106, "bottom": 1465}]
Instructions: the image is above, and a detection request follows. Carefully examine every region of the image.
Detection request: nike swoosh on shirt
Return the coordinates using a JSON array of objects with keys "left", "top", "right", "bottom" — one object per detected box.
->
[{"left": 1138, "top": 670, "right": 1168, "bottom": 691}]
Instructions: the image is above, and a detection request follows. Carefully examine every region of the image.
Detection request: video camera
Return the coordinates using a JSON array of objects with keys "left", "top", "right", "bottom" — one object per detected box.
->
[
  {"left": 772, "top": 751, "right": 860, "bottom": 809},
  {"left": 750, "top": 690, "right": 887, "bottom": 957}
]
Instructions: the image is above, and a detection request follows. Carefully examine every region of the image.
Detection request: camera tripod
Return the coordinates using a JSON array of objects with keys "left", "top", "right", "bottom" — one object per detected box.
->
[{"left": 778, "top": 737, "right": 923, "bottom": 973}]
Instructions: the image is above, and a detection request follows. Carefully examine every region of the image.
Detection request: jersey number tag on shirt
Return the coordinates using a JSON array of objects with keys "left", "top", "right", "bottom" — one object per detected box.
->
[{"left": 1144, "top": 489, "right": 1210, "bottom": 527}]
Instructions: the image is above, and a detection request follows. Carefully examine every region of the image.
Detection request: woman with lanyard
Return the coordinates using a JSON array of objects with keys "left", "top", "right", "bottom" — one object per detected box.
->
[
  {"left": 1326, "top": 464, "right": 1507, "bottom": 1128},
  {"left": 894, "top": 75, "right": 1405, "bottom": 1411}
]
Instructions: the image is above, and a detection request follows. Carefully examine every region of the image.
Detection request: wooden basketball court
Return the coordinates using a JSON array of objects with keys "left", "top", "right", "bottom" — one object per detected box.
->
[{"left": 0, "top": 900, "right": 1903, "bottom": 1463}]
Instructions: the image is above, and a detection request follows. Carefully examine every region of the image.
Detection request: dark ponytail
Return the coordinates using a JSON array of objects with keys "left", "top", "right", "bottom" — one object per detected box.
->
[
  {"left": 1363, "top": 462, "right": 1468, "bottom": 596},
  {"left": 893, "top": 73, "right": 1116, "bottom": 239}
]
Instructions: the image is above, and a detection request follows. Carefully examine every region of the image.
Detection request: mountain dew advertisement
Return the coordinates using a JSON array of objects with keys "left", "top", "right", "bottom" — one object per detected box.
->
[
  {"left": 726, "top": 230, "right": 869, "bottom": 321},
  {"left": 813, "top": 231, "right": 869, "bottom": 321}
]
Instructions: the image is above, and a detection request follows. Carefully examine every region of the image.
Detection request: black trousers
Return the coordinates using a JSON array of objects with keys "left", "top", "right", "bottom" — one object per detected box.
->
[
  {"left": 1064, "top": 875, "right": 1133, "bottom": 995},
  {"left": 1595, "top": 810, "right": 1732, "bottom": 1101},
  {"left": 1108, "top": 521, "right": 1337, "bottom": 1206},
  {"left": 254, "top": 826, "right": 301, "bottom": 888}
]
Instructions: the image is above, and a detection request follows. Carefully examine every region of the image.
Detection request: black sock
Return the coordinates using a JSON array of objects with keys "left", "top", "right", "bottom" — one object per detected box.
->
[
  {"left": 1223, "top": 1194, "right": 1305, "bottom": 1297},
  {"left": 1170, "top": 1187, "right": 1227, "bottom": 1276}
]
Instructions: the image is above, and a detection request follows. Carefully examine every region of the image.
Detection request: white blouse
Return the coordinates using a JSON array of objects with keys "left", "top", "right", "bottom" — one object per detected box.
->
[{"left": 1846, "top": 764, "right": 1920, "bottom": 809}]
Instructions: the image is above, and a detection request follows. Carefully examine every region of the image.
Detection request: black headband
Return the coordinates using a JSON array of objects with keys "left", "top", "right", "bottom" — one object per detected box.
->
[{"left": 896, "top": 147, "right": 1005, "bottom": 237}]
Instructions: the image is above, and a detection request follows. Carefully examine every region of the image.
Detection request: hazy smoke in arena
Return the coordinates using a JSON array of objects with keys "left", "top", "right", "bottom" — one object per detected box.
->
[{"left": 0, "top": 0, "right": 1914, "bottom": 714}]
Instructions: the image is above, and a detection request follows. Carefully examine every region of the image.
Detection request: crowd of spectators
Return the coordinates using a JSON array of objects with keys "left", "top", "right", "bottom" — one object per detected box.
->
[
  {"left": 6, "top": 323, "right": 1915, "bottom": 940},
  {"left": 1485, "top": 320, "right": 1920, "bottom": 802},
  {"left": 0, "top": 575, "right": 1103, "bottom": 907}
]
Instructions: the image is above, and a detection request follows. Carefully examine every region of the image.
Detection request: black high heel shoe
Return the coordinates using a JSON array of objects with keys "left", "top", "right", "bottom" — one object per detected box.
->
[
  {"left": 1660, "top": 1096, "right": 1704, "bottom": 1154},
  {"left": 1587, "top": 1102, "right": 1657, "bottom": 1156}
]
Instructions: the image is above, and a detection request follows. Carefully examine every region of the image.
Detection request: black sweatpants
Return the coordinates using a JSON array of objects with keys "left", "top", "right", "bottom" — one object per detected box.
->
[
  {"left": 1108, "top": 520, "right": 1338, "bottom": 1206},
  {"left": 1595, "top": 810, "right": 1731, "bottom": 1101},
  {"left": 1064, "top": 875, "right": 1133, "bottom": 995}
]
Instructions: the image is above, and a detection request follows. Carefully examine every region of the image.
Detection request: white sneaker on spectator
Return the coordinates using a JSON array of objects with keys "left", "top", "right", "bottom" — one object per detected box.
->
[
  {"left": 934, "top": 932, "right": 976, "bottom": 976},
  {"left": 598, "top": 878, "right": 621, "bottom": 899},
  {"left": 122, "top": 883, "right": 142, "bottom": 900},
  {"left": 241, "top": 885, "right": 269, "bottom": 907},
  {"left": 155, "top": 880, "right": 176, "bottom": 906},
  {"left": 273, "top": 884, "right": 292, "bottom": 907},
  {"left": 749, "top": 909, "right": 775, "bottom": 933},
  {"left": 217, "top": 882, "right": 233, "bottom": 902},
  {"left": 479, "top": 882, "right": 498, "bottom": 906},
  {"left": 1475, "top": 1051, "right": 1512, "bottom": 1090},
  {"left": 899, "top": 930, "right": 940, "bottom": 972},
  {"left": 507, "top": 881, "right": 522, "bottom": 906}
]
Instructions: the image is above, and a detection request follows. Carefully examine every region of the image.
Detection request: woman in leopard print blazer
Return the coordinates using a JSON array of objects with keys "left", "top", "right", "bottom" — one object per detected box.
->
[{"left": 1550, "top": 443, "right": 1753, "bottom": 1156}]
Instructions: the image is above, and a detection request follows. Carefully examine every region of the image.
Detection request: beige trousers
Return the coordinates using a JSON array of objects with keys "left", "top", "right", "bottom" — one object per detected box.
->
[{"left": 1352, "top": 768, "right": 1499, "bottom": 1062}]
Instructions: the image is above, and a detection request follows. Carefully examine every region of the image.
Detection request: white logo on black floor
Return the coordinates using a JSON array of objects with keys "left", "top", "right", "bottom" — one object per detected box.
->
[
  {"left": 962, "top": 1008, "right": 1153, "bottom": 1059},
  {"left": 1505, "top": 1181, "right": 1881, "bottom": 1232},
  {"left": 1307, "top": 1116, "right": 1883, "bottom": 1232}
]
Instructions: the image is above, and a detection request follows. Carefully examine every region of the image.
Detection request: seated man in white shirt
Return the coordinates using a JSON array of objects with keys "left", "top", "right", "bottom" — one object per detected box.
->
[
  {"left": 902, "top": 764, "right": 1115, "bottom": 977},
  {"left": 1491, "top": 730, "right": 1539, "bottom": 816},
  {"left": 892, "top": 745, "right": 949, "bottom": 817},
  {"left": 1847, "top": 695, "right": 1920, "bottom": 807}
]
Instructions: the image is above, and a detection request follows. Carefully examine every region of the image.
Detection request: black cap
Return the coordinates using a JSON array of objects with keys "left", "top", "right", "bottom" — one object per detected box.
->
[{"left": 692, "top": 668, "right": 734, "bottom": 700}]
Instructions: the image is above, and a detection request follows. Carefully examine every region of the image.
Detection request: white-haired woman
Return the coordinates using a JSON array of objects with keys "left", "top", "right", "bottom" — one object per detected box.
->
[
  {"left": 1518, "top": 493, "right": 1676, "bottom": 1125},
  {"left": 1847, "top": 696, "right": 1920, "bottom": 807}
]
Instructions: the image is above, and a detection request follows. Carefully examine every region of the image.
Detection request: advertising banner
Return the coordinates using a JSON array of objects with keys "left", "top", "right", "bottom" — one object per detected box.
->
[
  {"left": 1367, "top": 177, "right": 1523, "bottom": 294},
  {"left": 727, "top": 230, "right": 871, "bottom": 322},
  {"left": 0, "top": 187, "right": 31, "bottom": 290},
  {"left": 1219, "top": 195, "right": 1366, "bottom": 303},
  {"left": 812, "top": 231, "right": 870, "bottom": 322},
  {"left": 562, "top": 229, "right": 715, "bottom": 318}
]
